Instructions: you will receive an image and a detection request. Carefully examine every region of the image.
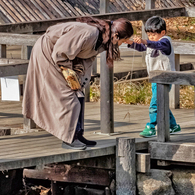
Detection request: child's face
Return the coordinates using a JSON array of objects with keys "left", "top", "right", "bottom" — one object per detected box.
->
[{"left": 147, "top": 30, "right": 166, "bottom": 41}]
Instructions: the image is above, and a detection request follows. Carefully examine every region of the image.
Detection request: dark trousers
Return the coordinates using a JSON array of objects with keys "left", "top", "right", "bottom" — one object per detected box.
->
[{"left": 75, "top": 97, "right": 84, "bottom": 137}]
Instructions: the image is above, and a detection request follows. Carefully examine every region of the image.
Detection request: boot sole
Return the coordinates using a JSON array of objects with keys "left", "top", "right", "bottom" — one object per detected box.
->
[{"left": 62, "top": 142, "right": 87, "bottom": 150}]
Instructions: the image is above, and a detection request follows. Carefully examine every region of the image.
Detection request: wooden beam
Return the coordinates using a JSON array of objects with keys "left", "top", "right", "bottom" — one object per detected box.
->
[
  {"left": 172, "top": 41, "right": 195, "bottom": 55},
  {"left": 0, "top": 33, "right": 40, "bottom": 46},
  {"left": 0, "top": 44, "right": 6, "bottom": 58},
  {"left": 0, "top": 7, "right": 186, "bottom": 33},
  {"left": 120, "top": 41, "right": 195, "bottom": 55},
  {"left": 0, "top": 62, "right": 28, "bottom": 77},
  {"left": 136, "top": 153, "right": 150, "bottom": 173},
  {"left": 23, "top": 165, "right": 111, "bottom": 186},
  {"left": 157, "top": 84, "right": 170, "bottom": 142},
  {"left": 149, "top": 141, "right": 195, "bottom": 163},
  {"left": 0, "top": 139, "right": 151, "bottom": 171},
  {"left": 149, "top": 70, "right": 195, "bottom": 85},
  {"left": 0, "top": 59, "right": 28, "bottom": 64},
  {"left": 116, "top": 138, "right": 136, "bottom": 195},
  {"left": 100, "top": 51, "right": 114, "bottom": 134},
  {"left": 169, "top": 54, "right": 180, "bottom": 109},
  {"left": 185, "top": 7, "right": 195, "bottom": 17}
]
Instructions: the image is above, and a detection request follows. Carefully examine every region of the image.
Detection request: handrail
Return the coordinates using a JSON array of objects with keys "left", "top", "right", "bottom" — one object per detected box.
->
[{"left": 149, "top": 70, "right": 195, "bottom": 85}]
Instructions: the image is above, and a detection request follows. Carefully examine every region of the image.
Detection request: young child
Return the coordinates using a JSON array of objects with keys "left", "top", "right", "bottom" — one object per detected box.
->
[{"left": 126, "top": 16, "right": 181, "bottom": 138}]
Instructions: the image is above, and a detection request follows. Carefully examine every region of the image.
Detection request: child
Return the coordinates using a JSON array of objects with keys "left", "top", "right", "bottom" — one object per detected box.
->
[{"left": 126, "top": 16, "right": 181, "bottom": 138}]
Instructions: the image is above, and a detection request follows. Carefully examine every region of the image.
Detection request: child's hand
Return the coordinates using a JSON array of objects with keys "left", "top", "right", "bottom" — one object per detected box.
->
[
  {"left": 124, "top": 39, "right": 133, "bottom": 45},
  {"left": 134, "top": 37, "right": 142, "bottom": 44},
  {"left": 133, "top": 37, "right": 147, "bottom": 45}
]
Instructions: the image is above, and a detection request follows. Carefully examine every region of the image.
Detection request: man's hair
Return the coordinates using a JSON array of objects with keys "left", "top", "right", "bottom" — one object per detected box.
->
[{"left": 144, "top": 16, "right": 166, "bottom": 33}]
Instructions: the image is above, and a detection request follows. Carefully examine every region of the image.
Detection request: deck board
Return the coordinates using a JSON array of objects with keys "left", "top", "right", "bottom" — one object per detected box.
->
[{"left": 0, "top": 101, "right": 194, "bottom": 170}]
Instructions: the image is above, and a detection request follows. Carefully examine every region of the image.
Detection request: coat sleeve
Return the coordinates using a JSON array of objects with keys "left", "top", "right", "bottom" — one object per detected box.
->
[{"left": 51, "top": 30, "right": 87, "bottom": 69}]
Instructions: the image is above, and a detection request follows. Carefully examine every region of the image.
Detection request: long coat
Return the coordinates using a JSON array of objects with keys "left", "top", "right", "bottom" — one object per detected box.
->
[{"left": 22, "top": 22, "right": 105, "bottom": 144}]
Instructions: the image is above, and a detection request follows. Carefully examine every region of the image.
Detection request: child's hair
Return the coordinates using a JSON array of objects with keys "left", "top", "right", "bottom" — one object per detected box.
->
[{"left": 144, "top": 16, "right": 166, "bottom": 34}]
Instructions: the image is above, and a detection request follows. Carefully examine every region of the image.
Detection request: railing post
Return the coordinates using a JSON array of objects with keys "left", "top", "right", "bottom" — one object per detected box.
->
[
  {"left": 116, "top": 138, "right": 136, "bottom": 195},
  {"left": 142, "top": 0, "right": 156, "bottom": 66},
  {"left": 92, "top": 58, "right": 97, "bottom": 76},
  {"left": 0, "top": 44, "right": 6, "bottom": 58},
  {"left": 157, "top": 84, "right": 170, "bottom": 142},
  {"left": 100, "top": 0, "right": 114, "bottom": 134},
  {"left": 100, "top": 0, "right": 109, "bottom": 14},
  {"left": 85, "top": 59, "right": 97, "bottom": 102},
  {"left": 22, "top": 45, "right": 36, "bottom": 130},
  {"left": 169, "top": 54, "right": 180, "bottom": 109}
]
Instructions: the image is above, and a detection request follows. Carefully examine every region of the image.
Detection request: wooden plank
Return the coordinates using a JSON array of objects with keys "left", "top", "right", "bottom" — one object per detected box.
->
[
  {"left": 116, "top": 138, "right": 136, "bottom": 195},
  {"left": 149, "top": 141, "right": 195, "bottom": 163},
  {"left": 23, "top": 165, "right": 111, "bottom": 186},
  {"left": 0, "top": 144, "right": 116, "bottom": 171},
  {"left": 4, "top": 0, "right": 26, "bottom": 22},
  {"left": 0, "top": 7, "right": 186, "bottom": 33},
  {"left": 120, "top": 41, "right": 195, "bottom": 55},
  {"left": 169, "top": 54, "right": 180, "bottom": 109},
  {"left": 0, "top": 1, "right": 20, "bottom": 23},
  {"left": 136, "top": 153, "right": 150, "bottom": 173},
  {"left": 157, "top": 84, "right": 170, "bottom": 142},
  {"left": 172, "top": 41, "right": 195, "bottom": 55},
  {"left": 12, "top": 0, "right": 35, "bottom": 21},
  {"left": 0, "top": 63, "right": 28, "bottom": 77},
  {"left": 0, "top": 59, "right": 28, "bottom": 64},
  {"left": 149, "top": 70, "right": 195, "bottom": 85},
  {"left": 0, "top": 33, "right": 40, "bottom": 46},
  {"left": 186, "top": 6, "right": 195, "bottom": 17}
]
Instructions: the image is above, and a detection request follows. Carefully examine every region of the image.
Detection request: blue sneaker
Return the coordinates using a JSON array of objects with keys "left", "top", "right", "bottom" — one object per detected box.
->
[
  {"left": 139, "top": 126, "right": 156, "bottom": 138},
  {"left": 170, "top": 124, "right": 181, "bottom": 135}
]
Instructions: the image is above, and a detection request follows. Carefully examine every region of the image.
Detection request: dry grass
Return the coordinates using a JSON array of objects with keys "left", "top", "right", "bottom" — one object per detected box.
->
[
  {"left": 180, "top": 85, "right": 195, "bottom": 109},
  {"left": 90, "top": 81, "right": 195, "bottom": 109},
  {"left": 131, "top": 17, "right": 195, "bottom": 41}
]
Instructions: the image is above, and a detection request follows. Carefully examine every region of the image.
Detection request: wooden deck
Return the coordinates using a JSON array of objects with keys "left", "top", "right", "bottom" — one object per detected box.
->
[{"left": 0, "top": 100, "right": 194, "bottom": 170}]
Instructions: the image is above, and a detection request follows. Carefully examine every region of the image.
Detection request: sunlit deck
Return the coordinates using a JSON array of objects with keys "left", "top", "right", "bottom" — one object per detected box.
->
[{"left": 0, "top": 101, "right": 194, "bottom": 170}]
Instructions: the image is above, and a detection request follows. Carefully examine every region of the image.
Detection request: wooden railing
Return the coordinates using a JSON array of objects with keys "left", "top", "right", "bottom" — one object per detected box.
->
[{"left": 149, "top": 70, "right": 195, "bottom": 142}]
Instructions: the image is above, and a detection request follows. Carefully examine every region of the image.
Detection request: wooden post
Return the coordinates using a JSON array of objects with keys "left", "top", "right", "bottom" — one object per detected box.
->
[
  {"left": 100, "top": 0, "right": 109, "bottom": 14},
  {"left": 100, "top": 0, "right": 114, "bottom": 134},
  {"left": 85, "top": 58, "right": 97, "bottom": 102},
  {"left": 92, "top": 57, "right": 97, "bottom": 76},
  {"left": 51, "top": 181, "right": 57, "bottom": 195},
  {"left": 85, "top": 83, "right": 90, "bottom": 102},
  {"left": 169, "top": 54, "right": 180, "bottom": 109},
  {"left": 22, "top": 45, "right": 36, "bottom": 130},
  {"left": 116, "top": 138, "right": 136, "bottom": 195},
  {"left": 142, "top": 0, "right": 156, "bottom": 66},
  {"left": 100, "top": 52, "right": 114, "bottom": 134},
  {"left": 0, "top": 44, "right": 6, "bottom": 58},
  {"left": 136, "top": 153, "right": 150, "bottom": 173},
  {"left": 157, "top": 84, "right": 170, "bottom": 142}
]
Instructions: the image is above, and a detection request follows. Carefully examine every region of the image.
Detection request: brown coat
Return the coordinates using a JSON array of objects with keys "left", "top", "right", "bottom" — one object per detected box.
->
[{"left": 22, "top": 22, "right": 104, "bottom": 144}]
